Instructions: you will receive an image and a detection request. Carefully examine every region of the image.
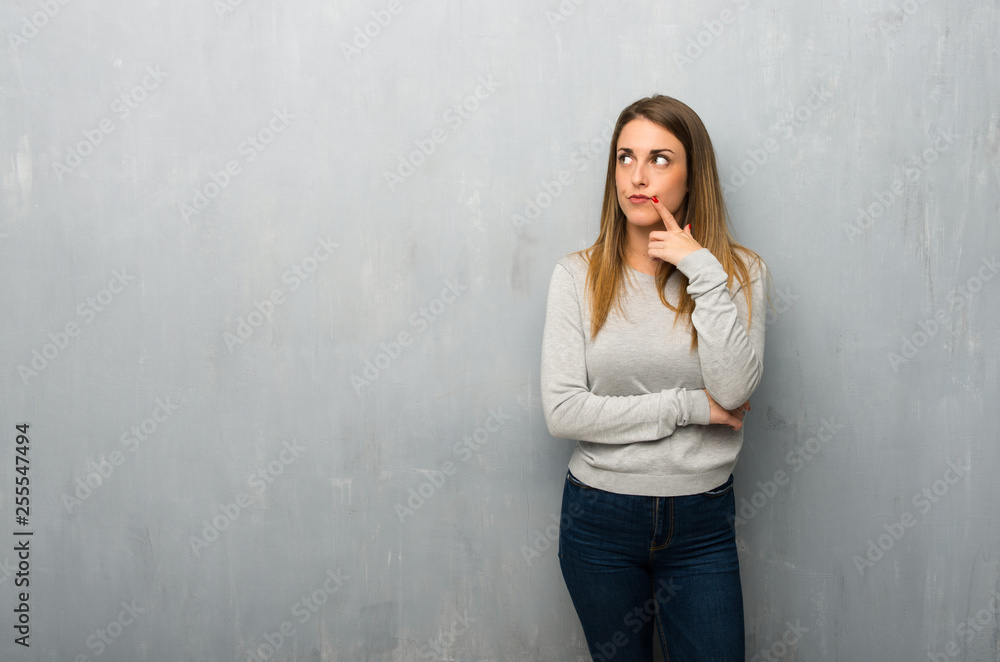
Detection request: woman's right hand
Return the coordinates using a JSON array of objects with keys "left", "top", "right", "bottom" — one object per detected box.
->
[{"left": 704, "top": 390, "right": 750, "bottom": 431}]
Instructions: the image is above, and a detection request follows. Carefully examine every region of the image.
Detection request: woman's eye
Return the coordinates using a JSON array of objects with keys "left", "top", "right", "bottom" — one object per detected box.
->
[{"left": 617, "top": 153, "right": 669, "bottom": 165}]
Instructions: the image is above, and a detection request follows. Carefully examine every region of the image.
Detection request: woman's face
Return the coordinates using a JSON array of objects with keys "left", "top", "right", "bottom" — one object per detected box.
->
[{"left": 615, "top": 117, "right": 689, "bottom": 227}]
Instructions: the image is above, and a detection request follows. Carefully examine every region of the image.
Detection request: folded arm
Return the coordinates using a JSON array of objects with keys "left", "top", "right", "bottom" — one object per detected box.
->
[
  {"left": 540, "top": 262, "right": 711, "bottom": 444},
  {"left": 675, "top": 248, "right": 767, "bottom": 411}
]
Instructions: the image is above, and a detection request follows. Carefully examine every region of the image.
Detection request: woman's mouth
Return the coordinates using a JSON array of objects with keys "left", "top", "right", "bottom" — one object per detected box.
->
[{"left": 629, "top": 195, "right": 650, "bottom": 204}]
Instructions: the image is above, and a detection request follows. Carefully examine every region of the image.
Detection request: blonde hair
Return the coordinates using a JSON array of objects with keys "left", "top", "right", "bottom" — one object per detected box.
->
[{"left": 572, "top": 94, "right": 771, "bottom": 350}]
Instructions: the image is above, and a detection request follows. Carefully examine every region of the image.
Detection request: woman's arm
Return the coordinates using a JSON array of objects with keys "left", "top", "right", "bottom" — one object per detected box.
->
[
  {"left": 674, "top": 248, "right": 767, "bottom": 411},
  {"left": 540, "top": 262, "right": 712, "bottom": 444}
]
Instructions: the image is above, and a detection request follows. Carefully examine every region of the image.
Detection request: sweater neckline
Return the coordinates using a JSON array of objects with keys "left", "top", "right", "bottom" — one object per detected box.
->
[{"left": 626, "top": 263, "right": 656, "bottom": 280}]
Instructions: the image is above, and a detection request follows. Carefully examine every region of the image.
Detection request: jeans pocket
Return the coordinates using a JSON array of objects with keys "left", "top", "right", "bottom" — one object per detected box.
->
[
  {"left": 704, "top": 473, "right": 734, "bottom": 497},
  {"left": 566, "top": 469, "right": 594, "bottom": 490}
]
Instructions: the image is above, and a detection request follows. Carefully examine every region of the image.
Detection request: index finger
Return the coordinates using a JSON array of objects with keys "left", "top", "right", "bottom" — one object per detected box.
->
[{"left": 650, "top": 196, "right": 682, "bottom": 231}]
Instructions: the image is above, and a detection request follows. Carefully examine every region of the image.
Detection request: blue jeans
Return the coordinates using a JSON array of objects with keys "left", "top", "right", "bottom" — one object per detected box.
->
[{"left": 558, "top": 469, "right": 745, "bottom": 661}]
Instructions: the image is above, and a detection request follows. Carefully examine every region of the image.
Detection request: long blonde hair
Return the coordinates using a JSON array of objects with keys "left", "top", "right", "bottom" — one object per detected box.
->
[{"left": 573, "top": 94, "right": 771, "bottom": 350}]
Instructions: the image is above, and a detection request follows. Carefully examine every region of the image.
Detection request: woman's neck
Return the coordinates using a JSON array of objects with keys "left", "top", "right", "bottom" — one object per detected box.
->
[{"left": 625, "top": 224, "right": 665, "bottom": 275}]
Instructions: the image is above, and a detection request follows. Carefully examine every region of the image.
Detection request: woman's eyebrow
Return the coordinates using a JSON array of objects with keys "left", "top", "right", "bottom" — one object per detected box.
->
[{"left": 616, "top": 147, "right": 676, "bottom": 155}]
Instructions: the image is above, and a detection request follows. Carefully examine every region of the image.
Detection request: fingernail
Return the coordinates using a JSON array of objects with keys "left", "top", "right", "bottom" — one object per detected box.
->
[{"left": 651, "top": 196, "right": 658, "bottom": 203}]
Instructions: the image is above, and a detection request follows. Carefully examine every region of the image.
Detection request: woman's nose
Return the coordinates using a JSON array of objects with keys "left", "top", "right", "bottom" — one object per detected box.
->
[{"left": 631, "top": 163, "right": 647, "bottom": 186}]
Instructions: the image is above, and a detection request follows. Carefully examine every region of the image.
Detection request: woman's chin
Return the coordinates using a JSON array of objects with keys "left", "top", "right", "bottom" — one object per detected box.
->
[{"left": 625, "top": 212, "right": 664, "bottom": 227}]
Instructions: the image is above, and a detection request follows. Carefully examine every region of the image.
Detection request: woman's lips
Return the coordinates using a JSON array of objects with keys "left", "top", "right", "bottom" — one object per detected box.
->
[{"left": 629, "top": 195, "right": 650, "bottom": 203}]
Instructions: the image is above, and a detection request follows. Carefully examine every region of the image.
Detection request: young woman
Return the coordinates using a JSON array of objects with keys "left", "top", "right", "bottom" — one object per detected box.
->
[{"left": 540, "top": 94, "right": 772, "bottom": 661}]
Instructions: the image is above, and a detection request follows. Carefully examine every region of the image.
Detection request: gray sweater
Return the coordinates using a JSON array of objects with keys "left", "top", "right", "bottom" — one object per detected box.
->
[{"left": 540, "top": 247, "right": 767, "bottom": 496}]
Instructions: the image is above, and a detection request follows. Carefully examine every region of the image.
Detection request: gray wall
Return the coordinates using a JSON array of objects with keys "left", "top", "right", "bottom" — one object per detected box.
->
[{"left": 1, "top": 0, "right": 998, "bottom": 660}]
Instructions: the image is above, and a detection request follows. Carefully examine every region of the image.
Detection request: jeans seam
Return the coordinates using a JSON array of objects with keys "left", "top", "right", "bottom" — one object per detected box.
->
[
  {"left": 650, "top": 499, "right": 663, "bottom": 556},
  {"left": 652, "top": 575, "right": 670, "bottom": 662},
  {"left": 666, "top": 499, "right": 674, "bottom": 548},
  {"left": 650, "top": 497, "right": 659, "bottom": 560},
  {"left": 650, "top": 498, "right": 674, "bottom": 552}
]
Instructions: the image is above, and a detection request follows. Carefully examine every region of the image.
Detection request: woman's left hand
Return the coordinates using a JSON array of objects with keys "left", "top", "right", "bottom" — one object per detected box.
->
[{"left": 646, "top": 197, "right": 703, "bottom": 266}]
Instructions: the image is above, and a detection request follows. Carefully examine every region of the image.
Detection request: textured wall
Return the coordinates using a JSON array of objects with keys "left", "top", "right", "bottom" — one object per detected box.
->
[{"left": 1, "top": 1, "right": 998, "bottom": 660}]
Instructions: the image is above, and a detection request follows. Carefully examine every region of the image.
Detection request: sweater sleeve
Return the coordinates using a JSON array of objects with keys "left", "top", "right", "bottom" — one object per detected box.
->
[
  {"left": 674, "top": 248, "right": 767, "bottom": 411},
  {"left": 540, "top": 262, "right": 712, "bottom": 444}
]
